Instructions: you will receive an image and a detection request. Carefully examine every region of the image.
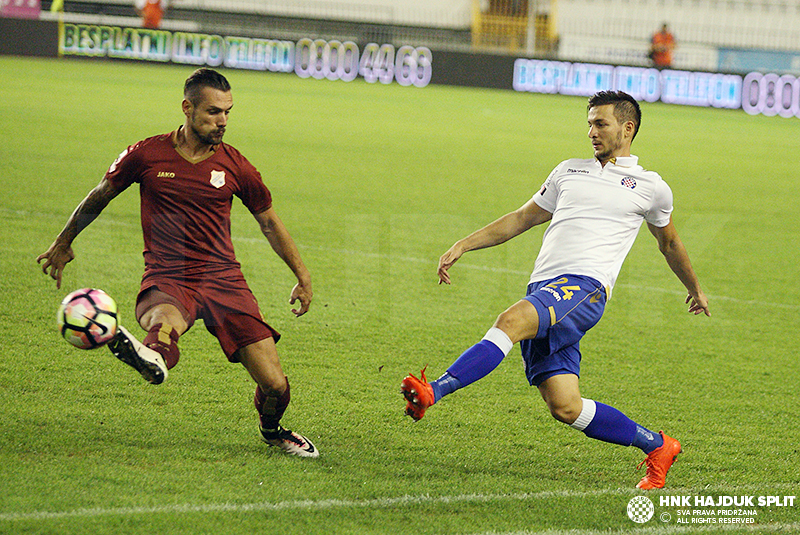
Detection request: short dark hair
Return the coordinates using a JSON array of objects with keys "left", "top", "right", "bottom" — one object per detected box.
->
[
  {"left": 587, "top": 91, "right": 642, "bottom": 140},
  {"left": 184, "top": 68, "right": 231, "bottom": 105}
]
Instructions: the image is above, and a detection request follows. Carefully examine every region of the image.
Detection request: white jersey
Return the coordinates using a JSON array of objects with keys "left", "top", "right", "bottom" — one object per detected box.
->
[{"left": 529, "top": 156, "right": 673, "bottom": 294}]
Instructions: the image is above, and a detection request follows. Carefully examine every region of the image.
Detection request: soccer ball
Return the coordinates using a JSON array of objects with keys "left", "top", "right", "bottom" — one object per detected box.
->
[{"left": 57, "top": 288, "right": 119, "bottom": 349}]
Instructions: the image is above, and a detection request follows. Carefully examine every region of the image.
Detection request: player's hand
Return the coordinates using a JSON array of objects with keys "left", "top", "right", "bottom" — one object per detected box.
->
[
  {"left": 437, "top": 243, "right": 464, "bottom": 285},
  {"left": 289, "top": 280, "right": 312, "bottom": 317},
  {"left": 685, "top": 292, "right": 710, "bottom": 317},
  {"left": 36, "top": 241, "right": 75, "bottom": 290}
]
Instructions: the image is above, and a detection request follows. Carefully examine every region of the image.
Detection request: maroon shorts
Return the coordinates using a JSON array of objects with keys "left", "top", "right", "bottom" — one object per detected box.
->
[{"left": 135, "top": 270, "right": 280, "bottom": 362}]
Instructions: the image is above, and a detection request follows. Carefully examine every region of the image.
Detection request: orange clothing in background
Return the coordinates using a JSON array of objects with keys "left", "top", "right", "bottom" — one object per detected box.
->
[
  {"left": 651, "top": 30, "right": 675, "bottom": 68},
  {"left": 136, "top": 0, "right": 167, "bottom": 29}
]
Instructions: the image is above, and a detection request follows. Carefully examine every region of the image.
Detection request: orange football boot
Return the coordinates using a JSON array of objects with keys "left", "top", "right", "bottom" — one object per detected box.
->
[
  {"left": 401, "top": 367, "right": 435, "bottom": 421},
  {"left": 636, "top": 431, "right": 682, "bottom": 489}
]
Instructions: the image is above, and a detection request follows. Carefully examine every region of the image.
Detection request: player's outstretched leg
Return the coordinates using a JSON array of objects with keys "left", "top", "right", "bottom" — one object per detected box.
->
[
  {"left": 636, "top": 431, "right": 682, "bottom": 489},
  {"left": 108, "top": 325, "right": 169, "bottom": 384},
  {"left": 401, "top": 327, "right": 514, "bottom": 421}
]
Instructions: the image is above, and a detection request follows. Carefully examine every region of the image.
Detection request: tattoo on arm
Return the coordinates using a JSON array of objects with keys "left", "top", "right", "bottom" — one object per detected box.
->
[{"left": 58, "top": 180, "right": 118, "bottom": 244}]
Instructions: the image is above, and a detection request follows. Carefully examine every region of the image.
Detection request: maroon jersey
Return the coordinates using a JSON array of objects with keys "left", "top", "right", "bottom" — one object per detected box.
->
[{"left": 105, "top": 129, "right": 272, "bottom": 279}]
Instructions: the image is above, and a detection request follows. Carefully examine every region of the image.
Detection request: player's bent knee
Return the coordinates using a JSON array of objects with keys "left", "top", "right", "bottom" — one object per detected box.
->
[
  {"left": 547, "top": 400, "right": 582, "bottom": 425},
  {"left": 493, "top": 303, "right": 539, "bottom": 343},
  {"left": 140, "top": 304, "right": 188, "bottom": 335}
]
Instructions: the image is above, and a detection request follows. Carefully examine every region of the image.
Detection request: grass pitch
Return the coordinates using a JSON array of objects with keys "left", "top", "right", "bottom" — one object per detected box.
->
[{"left": 1, "top": 56, "right": 798, "bottom": 534}]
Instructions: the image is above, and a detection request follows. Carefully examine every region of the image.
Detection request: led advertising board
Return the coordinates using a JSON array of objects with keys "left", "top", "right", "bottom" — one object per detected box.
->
[
  {"left": 59, "top": 24, "right": 432, "bottom": 87},
  {"left": 51, "top": 23, "right": 799, "bottom": 118}
]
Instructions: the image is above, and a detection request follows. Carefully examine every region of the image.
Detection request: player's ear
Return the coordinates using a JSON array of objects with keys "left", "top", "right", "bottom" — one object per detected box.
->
[
  {"left": 624, "top": 120, "right": 636, "bottom": 140},
  {"left": 182, "top": 98, "right": 193, "bottom": 118}
]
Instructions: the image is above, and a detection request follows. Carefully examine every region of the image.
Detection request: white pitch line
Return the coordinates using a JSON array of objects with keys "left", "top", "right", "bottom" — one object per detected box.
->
[
  {"left": 471, "top": 523, "right": 800, "bottom": 535},
  {"left": 0, "top": 491, "right": 598, "bottom": 522},
  {"left": 1, "top": 484, "right": 797, "bottom": 523}
]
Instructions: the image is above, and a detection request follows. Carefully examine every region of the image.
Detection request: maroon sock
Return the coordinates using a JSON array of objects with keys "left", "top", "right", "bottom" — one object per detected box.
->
[
  {"left": 254, "top": 378, "right": 291, "bottom": 431},
  {"left": 143, "top": 323, "right": 180, "bottom": 369}
]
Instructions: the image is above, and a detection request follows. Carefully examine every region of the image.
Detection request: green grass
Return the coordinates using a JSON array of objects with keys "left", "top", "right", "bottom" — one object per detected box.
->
[{"left": 1, "top": 56, "right": 798, "bottom": 534}]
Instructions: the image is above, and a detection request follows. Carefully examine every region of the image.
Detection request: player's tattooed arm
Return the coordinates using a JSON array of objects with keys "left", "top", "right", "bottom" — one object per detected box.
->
[
  {"left": 58, "top": 178, "right": 120, "bottom": 244},
  {"left": 37, "top": 178, "right": 121, "bottom": 289}
]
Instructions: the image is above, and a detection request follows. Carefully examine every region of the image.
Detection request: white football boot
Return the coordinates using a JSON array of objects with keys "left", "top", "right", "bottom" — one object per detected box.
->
[
  {"left": 108, "top": 325, "right": 168, "bottom": 385},
  {"left": 260, "top": 426, "right": 319, "bottom": 458}
]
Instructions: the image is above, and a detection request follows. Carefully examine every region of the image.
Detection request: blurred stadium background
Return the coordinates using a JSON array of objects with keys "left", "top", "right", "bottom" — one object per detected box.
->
[
  {"left": 27, "top": 0, "right": 800, "bottom": 73},
  {"left": 3, "top": 0, "right": 800, "bottom": 116}
]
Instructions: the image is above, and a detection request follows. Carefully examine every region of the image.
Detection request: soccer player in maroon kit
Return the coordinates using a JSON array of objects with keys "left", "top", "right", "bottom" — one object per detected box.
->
[{"left": 37, "top": 68, "right": 318, "bottom": 457}]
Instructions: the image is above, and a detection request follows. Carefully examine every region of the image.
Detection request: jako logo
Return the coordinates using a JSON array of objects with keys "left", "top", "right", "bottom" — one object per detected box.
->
[{"left": 157, "top": 171, "right": 176, "bottom": 178}]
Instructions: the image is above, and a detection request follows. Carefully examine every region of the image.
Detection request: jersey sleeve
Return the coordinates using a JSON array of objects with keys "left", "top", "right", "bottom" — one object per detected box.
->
[
  {"left": 531, "top": 161, "right": 564, "bottom": 213},
  {"left": 645, "top": 178, "right": 674, "bottom": 227},
  {"left": 104, "top": 141, "right": 144, "bottom": 192},
  {"left": 236, "top": 159, "right": 273, "bottom": 214}
]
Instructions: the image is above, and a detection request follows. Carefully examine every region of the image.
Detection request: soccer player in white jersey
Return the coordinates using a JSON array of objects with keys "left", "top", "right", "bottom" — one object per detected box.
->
[{"left": 401, "top": 90, "right": 710, "bottom": 489}]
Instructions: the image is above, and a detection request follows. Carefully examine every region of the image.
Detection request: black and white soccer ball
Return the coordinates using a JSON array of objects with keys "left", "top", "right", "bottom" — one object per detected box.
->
[{"left": 57, "top": 288, "right": 118, "bottom": 349}]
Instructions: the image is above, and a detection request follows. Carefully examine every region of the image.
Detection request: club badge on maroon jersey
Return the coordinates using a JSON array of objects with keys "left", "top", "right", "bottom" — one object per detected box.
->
[{"left": 210, "top": 170, "right": 226, "bottom": 189}]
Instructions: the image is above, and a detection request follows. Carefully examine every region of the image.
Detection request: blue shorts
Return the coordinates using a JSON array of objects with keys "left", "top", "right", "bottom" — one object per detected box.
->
[{"left": 520, "top": 274, "right": 606, "bottom": 386}]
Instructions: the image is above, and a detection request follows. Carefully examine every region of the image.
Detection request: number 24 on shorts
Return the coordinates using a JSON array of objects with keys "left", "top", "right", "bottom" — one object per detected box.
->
[{"left": 545, "top": 277, "right": 582, "bottom": 300}]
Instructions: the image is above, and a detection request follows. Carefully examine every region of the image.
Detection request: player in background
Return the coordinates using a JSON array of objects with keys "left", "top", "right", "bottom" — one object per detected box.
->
[
  {"left": 401, "top": 91, "right": 709, "bottom": 489},
  {"left": 38, "top": 68, "right": 318, "bottom": 457},
  {"left": 135, "top": 0, "right": 168, "bottom": 29},
  {"left": 649, "top": 23, "right": 676, "bottom": 69}
]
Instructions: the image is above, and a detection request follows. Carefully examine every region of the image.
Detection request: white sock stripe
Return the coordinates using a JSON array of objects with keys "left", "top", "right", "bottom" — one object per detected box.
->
[
  {"left": 482, "top": 327, "right": 514, "bottom": 355},
  {"left": 570, "top": 398, "right": 597, "bottom": 431}
]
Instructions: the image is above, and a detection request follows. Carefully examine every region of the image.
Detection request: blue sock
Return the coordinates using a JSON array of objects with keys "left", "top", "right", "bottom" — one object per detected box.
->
[
  {"left": 577, "top": 400, "right": 637, "bottom": 447},
  {"left": 430, "top": 372, "right": 462, "bottom": 402},
  {"left": 631, "top": 425, "right": 664, "bottom": 454},
  {"left": 431, "top": 328, "right": 513, "bottom": 403},
  {"left": 572, "top": 400, "right": 664, "bottom": 453}
]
